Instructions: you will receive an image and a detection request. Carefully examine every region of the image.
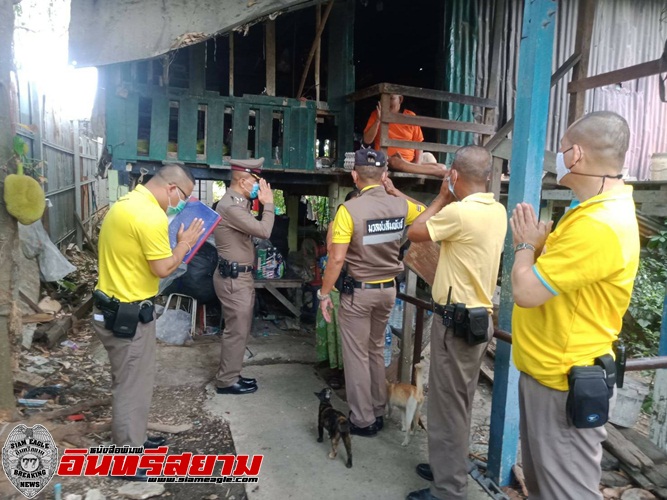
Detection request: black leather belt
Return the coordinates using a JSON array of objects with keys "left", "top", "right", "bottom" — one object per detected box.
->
[
  {"left": 234, "top": 265, "right": 254, "bottom": 273},
  {"left": 433, "top": 303, "right": 446, "bottom": 317},
  {"left": 353, "top": 280, "right": 395, "bottom": 290}
]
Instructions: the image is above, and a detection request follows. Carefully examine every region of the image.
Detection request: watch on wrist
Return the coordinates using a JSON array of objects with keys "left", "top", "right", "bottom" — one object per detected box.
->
[
  {"left": 317, "top": 289, "right": 330, "bottom": 301},
  {"left": 514, "top": 242, "right": 536, "bottom": 253}
]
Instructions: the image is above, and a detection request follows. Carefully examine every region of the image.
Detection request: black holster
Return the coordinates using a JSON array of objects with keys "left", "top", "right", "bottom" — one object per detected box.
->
[
  {"left": 341, "top": 275, "right": 355, "bottom": 296},
  {"left": 93, "top": 290, "right": 154, "bottom": 339},
  {"left": 448, "top": 303, "right": 489, "bottom": 346},
  {"left": 218, "top": 259, "right": 239, "bottom": 279}
]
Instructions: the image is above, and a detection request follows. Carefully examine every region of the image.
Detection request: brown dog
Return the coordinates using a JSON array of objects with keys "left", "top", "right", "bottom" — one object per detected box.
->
[
  {"left": 386, "top": 363, "right": 425, "bottom": 446},
  {"left": 315, "top": 388, "right": 352, "bottom": 468}
]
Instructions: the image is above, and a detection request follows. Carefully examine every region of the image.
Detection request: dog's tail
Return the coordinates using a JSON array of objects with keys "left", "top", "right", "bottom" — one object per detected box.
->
[
  {"left": 339, "top": 415, "right": 350, "bottom": 434},
  {"left": 414, "top": 363, "right": 424, "bottom": 398}
]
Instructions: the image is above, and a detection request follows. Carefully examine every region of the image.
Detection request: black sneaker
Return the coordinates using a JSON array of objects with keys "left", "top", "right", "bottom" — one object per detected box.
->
[
  {"left": 416, "top": 463, "right": 433, "bottom": 481},
  {"left": 349, "top": 421, "right": 378, "bottom": 437},
  {"left": 375, "top": 416, "right": 384, "bottom": 431}
]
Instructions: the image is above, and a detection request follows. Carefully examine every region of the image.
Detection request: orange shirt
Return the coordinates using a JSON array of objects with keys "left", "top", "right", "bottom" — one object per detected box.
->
[{"left": 364, "top": 109, "right": 424, "bottom": 162}]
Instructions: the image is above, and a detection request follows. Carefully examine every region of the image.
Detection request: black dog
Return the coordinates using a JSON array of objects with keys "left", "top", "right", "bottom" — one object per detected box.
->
[{"left": 315, "top": 388, "right": 352, "bottom": 468}]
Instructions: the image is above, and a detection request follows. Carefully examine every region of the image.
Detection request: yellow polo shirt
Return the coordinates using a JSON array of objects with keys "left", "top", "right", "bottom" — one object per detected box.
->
[
  {"left": 331, "top": 185, "right": 423, "bottom": 283},
  {"left": 512, "top": 186, "right": 640, "bottom": 391},
  {"left": 426, "top": 192, "right": 507, "bottom": 311},
  {"left": 97, "top": 185, "right": 173, "bottom": 302}
]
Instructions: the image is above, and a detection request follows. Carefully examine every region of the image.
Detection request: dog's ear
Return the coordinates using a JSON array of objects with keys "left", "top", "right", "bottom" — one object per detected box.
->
[{"left": 314, "top": 391, "right": 321, "bottom": 397}]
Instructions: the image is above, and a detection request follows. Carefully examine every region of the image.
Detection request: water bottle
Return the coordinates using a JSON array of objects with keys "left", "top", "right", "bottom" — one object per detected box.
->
[{"left": 384, "top": 325, "right": 393, "bottom": 367}]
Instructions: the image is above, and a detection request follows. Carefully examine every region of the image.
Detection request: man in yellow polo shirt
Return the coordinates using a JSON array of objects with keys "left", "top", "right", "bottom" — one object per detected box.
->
[
  {"left": 404, "top": 146, "right": 507, "bottom": 500},
  {"left": 94, "top": 165, "right": 203, "bottom": 476},
  {"left": 319, "top": 149, "right": 424, "bottom": 437},
  {"left": 510, "top": 111, "right": 640, "bottom": 499}
]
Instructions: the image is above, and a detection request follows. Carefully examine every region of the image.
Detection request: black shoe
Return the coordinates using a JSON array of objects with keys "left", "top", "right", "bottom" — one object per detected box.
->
[
  {"left": 349, "top": 421, "right": 378, "bottom": 437},
  {"left": 375, "top": 416, "right": 384, "bottom": 431},
  {"left": 406, "top": 488, "right": 440, "bottom": 500},
  {"left": 216, "top": 381, "right": 258, "bottom": 395},
  {"left": 240, "top": 376, "right": 257, "bottom": 385},
  {"left": 416, "top": 463, "right": 433, "bottom": 482},
  {"left": 109, "top": 468, "right": 150, "bottom": 482},
  {"left": 143, "top": 436, "right": 167, "bottom": 448}
]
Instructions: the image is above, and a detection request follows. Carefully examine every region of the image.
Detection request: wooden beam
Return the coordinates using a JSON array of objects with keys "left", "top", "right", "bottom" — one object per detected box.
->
[
  {"left": 380, "top": 83, "right": 497, "bottom": 108},
  {"left": 383, "top": 111, "right": 496, "bottom": 135},
  {"left": 382, "top": 139, "right": 460, "bottom": 154},
  {"left": 264, "top": 284, "right": 300, "bottom": 317},
  {"left": 379, "top": 93, "right": 390, "bottom": 154},
  {"left": 297, "top": 0, "right": 335, "bottom": 98},
  {"left": 399, "top": 269, "right": 417, "bottom": 384},
  {"left": 265, "top": 21, "right": 276, "bottom": 97},
  {"left": 568, "top": 58, "right": 664, "bottom": 94},
  {"left": 483, "top": 0, "right": 507, "bottom": 137},
  {"left": 315, "top": 5, "right": 321, "bottom": 102},
  {"left": 347, "top": 84, "right": 382, "bottom": 102},
  {"left": 567, "top": 0, "right": 597, "bottom": 124}
]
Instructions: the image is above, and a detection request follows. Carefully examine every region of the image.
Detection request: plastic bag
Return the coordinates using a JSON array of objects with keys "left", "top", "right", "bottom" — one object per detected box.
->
[
  {"left": 18, "top": 221, "right": 76, "bottom": 282},
  {"left": 155, "top": 309, "right": 192, "bottom": 345},
  {"left": 158, "top": 263, "right": 187, "bottom": 296},
  {"left": 161, "top": 242, "right": 218, "bottom": 303}
]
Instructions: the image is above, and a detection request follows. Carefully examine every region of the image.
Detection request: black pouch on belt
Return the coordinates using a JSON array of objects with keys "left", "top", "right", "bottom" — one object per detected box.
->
[
  {"left": 112, "top": 302, "right": 141, "bottom": 339},
  {"left": 138, "top": 301, "right": 155, "bottom": 324},
  {"left": 566, "top": 365, "right": 610, "bottom": 429},
  {"left": 465, "top": 307, "right": 489, "bottom": 346}
]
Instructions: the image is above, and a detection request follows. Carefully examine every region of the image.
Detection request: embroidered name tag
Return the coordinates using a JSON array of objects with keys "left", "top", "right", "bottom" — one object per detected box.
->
[{"left": 363, "top": 217, "right": 405, "bottom": 245}]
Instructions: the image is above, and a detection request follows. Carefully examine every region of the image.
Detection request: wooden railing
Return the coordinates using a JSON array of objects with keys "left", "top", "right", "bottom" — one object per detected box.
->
[{"left": 349, "top": 82, "right": 497, "bottom": 156}]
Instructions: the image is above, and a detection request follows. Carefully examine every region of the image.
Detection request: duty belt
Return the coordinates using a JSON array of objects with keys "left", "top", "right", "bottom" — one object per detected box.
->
[{"left": 352, "top": 279, "right": 395, "bottom": 290}]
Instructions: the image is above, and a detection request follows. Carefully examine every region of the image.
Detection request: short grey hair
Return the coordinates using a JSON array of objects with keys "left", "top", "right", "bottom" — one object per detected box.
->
[
  {"left": 451, "top": 145, "right": 492, "bottom": 182},
  {"left": 567, "top": 111, "right": 630, "bottom": 171}
]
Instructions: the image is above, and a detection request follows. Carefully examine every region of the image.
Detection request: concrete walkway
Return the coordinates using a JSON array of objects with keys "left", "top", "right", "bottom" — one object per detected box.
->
[{"left": 204, "top": 363, "right": 491, "bottom": 500}]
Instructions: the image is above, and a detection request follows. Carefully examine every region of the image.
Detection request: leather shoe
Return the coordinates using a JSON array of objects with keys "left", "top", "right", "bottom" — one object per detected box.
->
[
  {"left": 406, "top": 488, "right": 440, "bottom": 500},
  {"left": 375, "top": 416, "right": 384, "bottom": 431},
  {"left": 416, "top": 463, "right": 433, "bottom": 482},
  {"left": 143, "top": 436, "right": 167, "bottom": 448},
  {"left": 349, "top": 421, "right": 377, "bottom": 437},
  {"left": 239, "top": 376, "right": 257, "bottom": 385},
  {"left": 216, "top": 381, "right": 258, "bottom": 395},
  {"left": 110, "top": 468, "right": 150, "bottom": 482}
]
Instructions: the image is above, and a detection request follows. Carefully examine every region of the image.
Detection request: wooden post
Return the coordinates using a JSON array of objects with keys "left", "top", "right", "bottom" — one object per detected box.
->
[
  {"left": 379, "top": 92, "right": 391, "bottom": 157},
  {"left": 399, "top": 269, "right": 417, "bottom": 384},
  {"left": 287, "top": 195, "right": 299, "bottom": 254},
  {"left": 73, "top": 120, "right": 83, "bottom": 250},
  {"left": 189, "top": 43, "right": 206, "bottom": 95},
  {"left": 265, "top": 21, "right": 276, "bottom": 97},
  {"left": 650, "top": 287, "right": 667, "bottom": 450},
  {"left": 229, "top": 33, "right": 235, "bottom": 97},
  {"left": 315, "top": 5, "right": 322, "bottom": 102},
  {"left": 567, "top": 0, "right": 596, "bottom": 124},
  {"left": 488, "top": 0, "right": 557, "bottom": 486}
]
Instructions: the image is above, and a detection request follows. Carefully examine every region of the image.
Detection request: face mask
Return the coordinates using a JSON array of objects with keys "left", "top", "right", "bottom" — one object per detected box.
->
[
  {"left": 248, "top": 182, "right": 260, "bottom": 200},
  {"left": 448, "top": 177, "right": 459, "bottom": 201},
  {"left": 555, "top": 152, "right": 570, "bottom": 185},
  {"left": 166, "top": 189, "right": 187, "bottom": 216}
]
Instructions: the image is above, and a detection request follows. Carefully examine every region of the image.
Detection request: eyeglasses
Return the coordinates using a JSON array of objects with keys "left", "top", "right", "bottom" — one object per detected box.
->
[{"left": 172, "top": 184, "right": 189, "bottom": 199}]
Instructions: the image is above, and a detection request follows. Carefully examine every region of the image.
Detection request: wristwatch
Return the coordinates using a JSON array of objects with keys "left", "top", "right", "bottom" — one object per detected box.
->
[
  {"left": 317, "top": 289, "right": 330, "bottom": 301},
  {"left": 514, "top": 242, "right": 536, "bottom": 253}
]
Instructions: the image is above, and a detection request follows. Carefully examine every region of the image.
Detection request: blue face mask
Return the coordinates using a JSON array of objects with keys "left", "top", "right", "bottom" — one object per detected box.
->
[
  {"left": 166, "top": 189, "right": 188, "bottom": 216},
  {"left": 249, "top": 182, "right": 260, "bottom": 200},
  {"left": 448, "top": 178, "right": 459, "bottom": 201}
]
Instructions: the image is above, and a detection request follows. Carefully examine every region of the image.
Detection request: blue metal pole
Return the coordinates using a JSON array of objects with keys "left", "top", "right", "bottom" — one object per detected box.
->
[
  {"left": 659, "top": 285, "right": 667, "bottom": 357},
  {"left": 487, "top": 0, "right": 558, "bottom": 486}
]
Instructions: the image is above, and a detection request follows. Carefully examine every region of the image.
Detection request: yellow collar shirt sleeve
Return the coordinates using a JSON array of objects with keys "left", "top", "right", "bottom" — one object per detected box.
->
[{"left": 512, "top": 186, "right": 640, "bottom": 391}]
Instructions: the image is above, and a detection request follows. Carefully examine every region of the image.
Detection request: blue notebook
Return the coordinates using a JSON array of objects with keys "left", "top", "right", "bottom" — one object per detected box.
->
[{"left": 168, "top": 199, "right": 221, "bottom": 264}]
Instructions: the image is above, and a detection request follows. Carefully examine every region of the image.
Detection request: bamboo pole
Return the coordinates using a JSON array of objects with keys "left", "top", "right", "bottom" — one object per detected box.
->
[{"left": 296, "top": 0, "right": 334, "bottom": 99}]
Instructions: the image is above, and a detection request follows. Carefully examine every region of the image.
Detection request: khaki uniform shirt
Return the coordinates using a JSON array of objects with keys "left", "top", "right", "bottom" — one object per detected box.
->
[{"left": 214, "top": 188, "right": 275, "bottom": 266}]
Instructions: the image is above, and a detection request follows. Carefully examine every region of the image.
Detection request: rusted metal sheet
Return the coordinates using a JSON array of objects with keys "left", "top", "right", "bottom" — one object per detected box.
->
[
  {"left": 69, "top": 0, "right": 323, "bottom": 68},
  {"left": 403, "top": 240, "right": 440, "bottom": 287}
]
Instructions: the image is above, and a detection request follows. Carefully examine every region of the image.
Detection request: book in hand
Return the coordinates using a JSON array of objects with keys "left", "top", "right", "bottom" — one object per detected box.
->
[{"left": 168, "top": 198, "right": 221, "bottom": 264}]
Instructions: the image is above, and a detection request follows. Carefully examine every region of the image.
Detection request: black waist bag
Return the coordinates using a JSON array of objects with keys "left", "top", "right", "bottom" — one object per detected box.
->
[
  {"left": 566, "top": 365, "right": 609, "bottom": 429},
  {"left": 112, "top": 302, "right": 141, "bottom": 338},
  {"left": 465, "top": 307, "right": 489, "bottom": 346}
]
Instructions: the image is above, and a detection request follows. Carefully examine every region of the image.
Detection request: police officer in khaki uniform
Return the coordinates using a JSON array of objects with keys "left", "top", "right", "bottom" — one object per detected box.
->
[
  {"left": 214, "top": 158, "right": 274, "bottom": 395},
  {"left": 319, "top": 149, "right": 424, "bottom": 436}
]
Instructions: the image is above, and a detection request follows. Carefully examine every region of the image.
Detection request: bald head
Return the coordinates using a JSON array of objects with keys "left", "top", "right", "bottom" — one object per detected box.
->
[
  {"left": 156, "top": 164, "right": 195, "bottom": 188},
  {"left": 451, "top": 145, "right": 492, "bottom": 183},
  {"left": 565, "top": 111, "right": 630, "bottom": 172}
]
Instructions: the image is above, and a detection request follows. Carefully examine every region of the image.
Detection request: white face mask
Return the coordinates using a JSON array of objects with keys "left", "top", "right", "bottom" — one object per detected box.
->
[
  {"left": 448, "top": 177, "right": 459, "bottom": 200},
  {"left": 555, "top": 152, "right": 570, "bottom": 185}
]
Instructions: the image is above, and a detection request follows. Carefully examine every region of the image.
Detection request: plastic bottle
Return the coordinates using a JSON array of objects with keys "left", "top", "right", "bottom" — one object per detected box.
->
[{"left": 384, "top": 325, "right": 393, "bottom": 367}]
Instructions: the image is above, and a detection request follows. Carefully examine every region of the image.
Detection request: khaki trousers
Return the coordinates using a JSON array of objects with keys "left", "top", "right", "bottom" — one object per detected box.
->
[
  {"left": 519, "top": 372, "right": 614, "bottom": 500},
  {"left": 214, "top": 272, "right": 255, "bottom": 388},
  {"left": 92, "top": 310, "right": 156, "bottom": 446},
  {"left": 338, "top": 286, "right": 395, "bottom": 428},
  {"left": 428, "top": 315, "right": 493, "bottom": 500}
]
